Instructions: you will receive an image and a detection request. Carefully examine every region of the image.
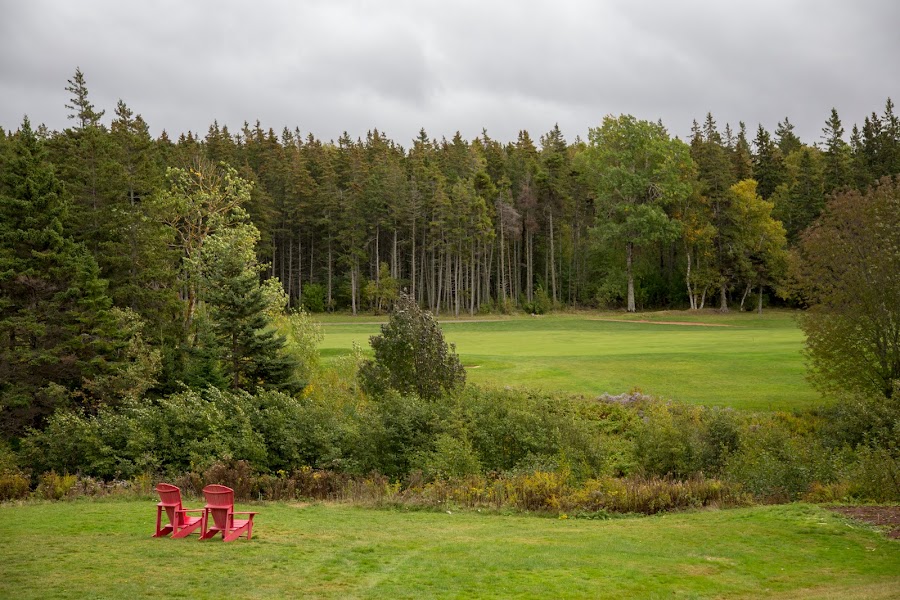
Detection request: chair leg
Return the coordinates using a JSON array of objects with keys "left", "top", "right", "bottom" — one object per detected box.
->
[
  {"left": 172, "top": 519, "right": 202, "bottom": 539},
  {"left": 153, "top": 507, "right": 173, "bottom": 538},
  {"left": 223, "top": 523, "right": 249, "bottom": 542}
]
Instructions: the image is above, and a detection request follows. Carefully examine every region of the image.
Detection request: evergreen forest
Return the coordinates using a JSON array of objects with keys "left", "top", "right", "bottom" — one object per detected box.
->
[{"left": 1, "top": 69, "right": 899, "bottom": 507}]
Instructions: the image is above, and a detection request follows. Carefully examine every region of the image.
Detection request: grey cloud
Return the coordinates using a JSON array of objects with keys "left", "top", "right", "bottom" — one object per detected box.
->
[{"left": 1, "top": 0, "right": 898, "bottom": 145}]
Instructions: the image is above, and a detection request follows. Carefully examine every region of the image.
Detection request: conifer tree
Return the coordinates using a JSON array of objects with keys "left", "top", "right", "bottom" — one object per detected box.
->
[
  {"left": 199, "top": 217, "right": 298, "bottom": 393},
  {"left": 752, "top": 125, "right": 785, "bottom": 199},
  {"left": 0, "top": 118, "right": 143, "bottom": 434},
  {"left": 821, "top": 108, "right": 851, "bottom": 195}
]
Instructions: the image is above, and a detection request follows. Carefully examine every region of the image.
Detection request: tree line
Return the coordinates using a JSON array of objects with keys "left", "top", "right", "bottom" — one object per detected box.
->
[
  {"left": 10, "top": 71, "right": 900, "bottom": 315},
  {"left": 2, "top": 68, "right": 899, "bottom": 433}
]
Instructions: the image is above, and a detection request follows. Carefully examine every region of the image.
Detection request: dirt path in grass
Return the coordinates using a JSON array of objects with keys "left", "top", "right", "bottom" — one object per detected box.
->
[
  {"left": 588, "top": 318, "right": 736, "bottom": 327},
  {"left": 325, "top": 319, "right": 511, "bottom": 325},
  {"left": 829, "top": 506, "right": 900, "bottom": 539}
]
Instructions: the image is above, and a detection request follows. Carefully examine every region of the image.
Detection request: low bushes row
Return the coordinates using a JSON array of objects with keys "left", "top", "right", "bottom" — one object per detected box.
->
[{"left": 5, "top": 378, "right": 899, "bottom": 507}]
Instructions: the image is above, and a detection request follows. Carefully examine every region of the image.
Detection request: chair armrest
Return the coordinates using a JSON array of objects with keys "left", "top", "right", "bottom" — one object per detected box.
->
[
  {"left": 232, "top": 511, "right": 258, "bottom": 516},
  {"left": 178, "top": 508, "right": 204, "bottom": 513}
]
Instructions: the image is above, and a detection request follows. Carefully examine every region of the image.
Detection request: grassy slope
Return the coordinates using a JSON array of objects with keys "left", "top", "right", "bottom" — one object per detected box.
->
[
  {"left": 2, "top": 500, "right": 897, "bottom": 599},
  {"left": 319, "top": 310, "right": 817, "bottom": 411}
]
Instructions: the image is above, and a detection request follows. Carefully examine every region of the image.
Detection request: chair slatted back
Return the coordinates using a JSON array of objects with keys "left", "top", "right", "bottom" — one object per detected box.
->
[
  {"left": 203, "top": 484, "right": 235, "bottom": 530},
  {"left": 156, "top": 483, "right": 185, "bottom": 526}
]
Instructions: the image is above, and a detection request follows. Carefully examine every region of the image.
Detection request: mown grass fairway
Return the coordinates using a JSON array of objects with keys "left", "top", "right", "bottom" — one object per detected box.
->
[
  {"left": 319, "top": 310, "right": 817, "bottom": 411},
  {"left": 2, "top": 500, "right": 898, "bottom": 599}
]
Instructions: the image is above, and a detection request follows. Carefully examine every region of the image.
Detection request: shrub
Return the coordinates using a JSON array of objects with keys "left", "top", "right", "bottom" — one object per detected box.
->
[
  {"left": 461, "top": 387, "right": 607, "bottom": 479},
  {"left": 412, "top": 434, "right": 482, "bottom": 481},
  {"left": 278, "top": 308, "right": 324, "bottom": 387},
  {"left": 845, "top": 444, "right": 900, "bottom": 502},
  {"left": 0, "top": 471, "right": 30, "bottom": 501},
  {"left": 301, "top": 283, "right": 326, "bottom": 313},
  {"left": 724, "top": 415, "right": 839, "bottom": 502},
  {"left": 359, "top": 292, "right": 465, "bottom": 401},
  {"left": 36, "top": 471, "right": 77, "bottom": 500},
  {"left": 632, "top": 402, "right": 742, "bottom": 479},
  {"left": 565, "top": 476, "right": 749, "bottom": 514}
]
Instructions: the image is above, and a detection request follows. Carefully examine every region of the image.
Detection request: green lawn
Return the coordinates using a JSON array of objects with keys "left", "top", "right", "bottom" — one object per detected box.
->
[
  {"left": 319, "top": 310, "right": 818, "bottom": 411},
  {"left": 2, "top": 500, "right": 897, "bottom": 599}
]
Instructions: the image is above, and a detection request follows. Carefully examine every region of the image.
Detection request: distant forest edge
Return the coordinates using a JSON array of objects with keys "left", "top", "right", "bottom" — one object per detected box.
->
[
  {"left": 2, "top": 70, "right": 900, "bottom": 498},
  {"left": 4, "top": 69, "right": 899, "bottom": 318}
]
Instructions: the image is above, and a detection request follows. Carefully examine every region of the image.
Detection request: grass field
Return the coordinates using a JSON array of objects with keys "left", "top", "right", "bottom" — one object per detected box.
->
[
  {"left": 2, "top": 500, "right": 897, "bottom": 599},
  {"left": 318, "top": 310, "right": 818, "bottom": 411}
]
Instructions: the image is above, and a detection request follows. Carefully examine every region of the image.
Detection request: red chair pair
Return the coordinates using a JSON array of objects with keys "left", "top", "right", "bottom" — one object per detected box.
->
[{"left": 153, "top": 483, "right": 257, "bottom": 542}]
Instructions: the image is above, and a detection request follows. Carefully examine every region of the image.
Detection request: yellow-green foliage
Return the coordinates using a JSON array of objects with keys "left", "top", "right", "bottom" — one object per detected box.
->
[
  {"left": 35, "top": 472, "right": 77, "bottom": 500},
  {"left": 0, "top": 472, "right": 30, "bottom": 501}
]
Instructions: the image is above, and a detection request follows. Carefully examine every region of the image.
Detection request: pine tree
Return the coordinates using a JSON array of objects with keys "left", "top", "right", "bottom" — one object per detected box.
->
[
  {"left": 821, "top": 108, "right": 851, "bottom": 195},
  {"left": 753, "top": 125, "right": 785, "bottom": 199},
  {"left": 732, "top": 122, "right": 754, "bottom": 181},
  {"left": 106, "top": 100, "right": 178, "bottom": 338},
  {"left": 200, "top": 219, "right": 298, "bottom": 393},
  {"left": 64, "top": 67, "right": 105, "bottom": 130},
  {"left": 0, "top": 118, "right": 140, "bottom": 434},
  {"left": 775, "top": 117, "right": 802, "bottom": 156},
  {"left": 52, "top": 68, "right": 117, "bottom": 259}
]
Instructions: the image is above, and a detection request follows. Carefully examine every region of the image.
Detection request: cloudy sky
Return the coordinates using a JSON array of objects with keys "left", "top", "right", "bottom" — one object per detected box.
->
[{"left": 2, "top": 0, "right": 898, "bottom": 146}]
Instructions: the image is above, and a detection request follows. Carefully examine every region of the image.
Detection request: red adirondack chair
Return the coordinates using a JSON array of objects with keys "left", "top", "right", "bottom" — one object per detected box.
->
[
  {"left": 153, "top": 483, "right": 204, "bottom": 538},
  {"left": 200, "top": 484, "right": 257, "bottom": 542}
]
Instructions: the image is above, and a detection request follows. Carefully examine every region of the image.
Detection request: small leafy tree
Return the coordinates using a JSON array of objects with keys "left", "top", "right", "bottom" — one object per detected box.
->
[
  {"left": 794, "top": 176, "right": 900, "bottom": 399},
  {"left": 359, "top": 292, "right": 465, "bottom": 400},
  {"left": 363, "top": 262, "right": 399, "bottom": 314}
]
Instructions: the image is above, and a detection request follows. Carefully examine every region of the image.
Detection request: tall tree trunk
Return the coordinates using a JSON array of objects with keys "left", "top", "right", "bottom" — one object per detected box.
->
[
  {"left": 471, "top": 241, "right": 477, "bottom": 315},
  {"left": 374, "top": 225, "right": 380, "bottom": 282},
  {"left": 686, "top": 249, "right": 696, "bottom": 310},
  {"left": 549, "top": 211, "right": 557, "bottom": 304},
  {"left": 435, "top": 247, "right": 444, "bottom": 315},
  {"left": 526, "top": 231, "right": 533, "bottom": 303},
  {"left": 392, "top": 229, "right": 398, "bottom": 279},
  {"left": 410, "top": 216, "right": 416, "bottom": 299},
  {"left": 626, "top": 241, "right": 636, "bottom": 313},
  {"left": 351, "top": 258, "right": 358, "bottom": 316},
  {"left": 719, "top": 284, "right": 729, "bottom": 313},
  {"left": 498, "top": 227, "right": 505, "bottom": 305},
  {"left": 740, "top": 282, "right": 751, "bottom": 311},
  {"left": 454, "top": 250, "right": 461, "bottom": 316},
  {"left": 287, "top": 233, "right": 293, "bottom": 306},
  {"left": 327, "top": 239, "right": 333, "bottom": 310},
  {"left": 757, "top": 283, "right": 764, "bottom": 315},
  {"left": 297, "top": 233, "right": 303, "bottom": 306}
]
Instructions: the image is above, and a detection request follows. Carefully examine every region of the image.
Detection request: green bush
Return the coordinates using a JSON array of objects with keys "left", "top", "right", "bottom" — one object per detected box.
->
[
  {"left": 301, "top": 283, "right": 326, "bottom": 313},
  {"left": 0, "top": 471, "right": 30, "bottom": 501},
  {"left": 36, "top": 471, "right": 77, "bottom": 500},
  {"left": 460, "top": 387, "right": 608, "bottom": 479},
  {"left": 359, "top": 292, "right": 465, "bottom": 401},
  {"left": 632, "top": 401, "right": 742, "bottom": 479},
  {"left": 412, "top": 433, "right": 482, "bottom": 481},
  {"left": 724, "top": 415, "right": 838, "bottom": 501},
  {"left": 845, "top": 444, "right": 900, "bottom": 502}
]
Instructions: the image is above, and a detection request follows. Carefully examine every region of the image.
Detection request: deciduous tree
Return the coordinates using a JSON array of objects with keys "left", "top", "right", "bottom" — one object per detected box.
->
[{"left": 794, "top": 177, "right": 900, "bottom": 399}]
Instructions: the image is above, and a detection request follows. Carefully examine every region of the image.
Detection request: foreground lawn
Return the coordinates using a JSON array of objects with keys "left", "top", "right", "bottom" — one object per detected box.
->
[
  {"left": 319, "top": 310, "right": 817, "bottom": 411},
  {"left": 2, "top": 501, "right": 897, "bottom": 599}
]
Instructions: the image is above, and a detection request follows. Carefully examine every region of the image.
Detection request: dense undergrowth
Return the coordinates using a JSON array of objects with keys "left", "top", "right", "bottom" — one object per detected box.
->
[{"left": 2, "top": 377, "right": 898, "bottom": 513}]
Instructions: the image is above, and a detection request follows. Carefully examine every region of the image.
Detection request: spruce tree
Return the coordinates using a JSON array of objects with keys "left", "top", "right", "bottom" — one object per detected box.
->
[
  {"left": 821, "top": 108, "right": 851, "bottom": 195},
  {"left": 775, "top": 117, "right": 802, "bottom": 156},
  {"left": 0, "top": 118, "right": 136, "bottom": 434},
  {"left": 753, "top": 125, "right": 785, "bottom": 199},
  {"left": 200, "top": 218, "right": 298, "bottom": 393}
]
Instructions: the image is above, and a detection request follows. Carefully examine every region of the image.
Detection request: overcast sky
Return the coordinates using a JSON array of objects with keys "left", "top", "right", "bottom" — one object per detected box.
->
[{"left": 2, "top": 0, "right": 898, "bottom": 147}]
